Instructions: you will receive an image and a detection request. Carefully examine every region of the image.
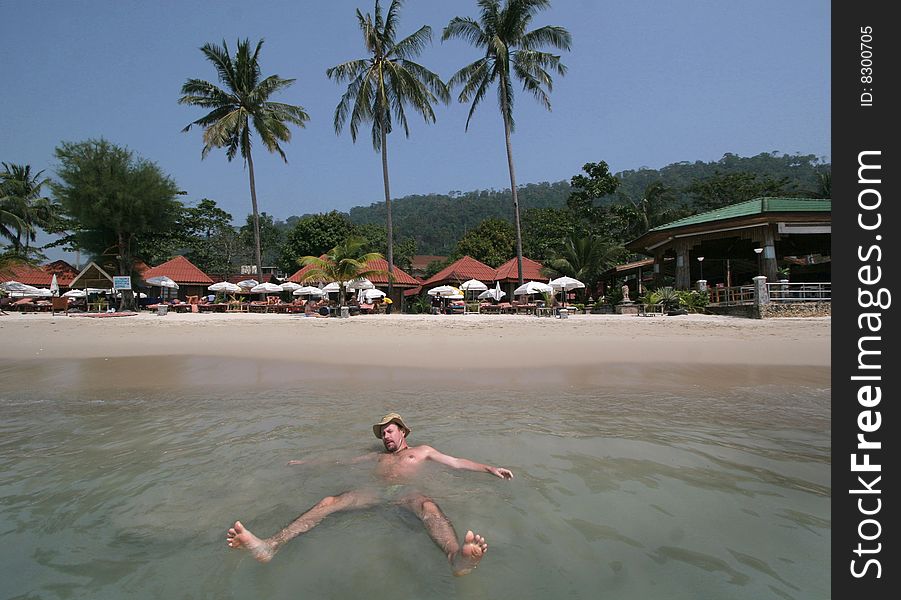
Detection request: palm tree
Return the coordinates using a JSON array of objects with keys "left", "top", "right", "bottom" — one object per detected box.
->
[
  {"left": 546, "top": 235, "right": 624, "bottom": 300},
  {"left": 443, "top": 0, "right": 571, "bottom": 286},
  {"left": 327, "top": 0, "right": 448, "bottom": 299},
  {"left": 179, "top": 38, "right": 310, "bottom": 280},
  {"left": 0, "top": 163, "right": 55, "bottom": 254},
  {"left": 298, "top": 236, "right": 390, "bottom": 306}
]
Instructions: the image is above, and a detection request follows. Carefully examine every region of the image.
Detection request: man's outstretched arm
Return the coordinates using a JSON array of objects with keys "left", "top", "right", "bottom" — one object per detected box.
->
[
  {"left": 424, "top": 446, "right": 513, "bottom": 480},
  {"left": 287, "top": 452, "right": 379, "bottom": 466}
]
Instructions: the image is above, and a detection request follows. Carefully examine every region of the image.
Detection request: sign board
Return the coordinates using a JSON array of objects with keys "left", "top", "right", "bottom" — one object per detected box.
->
[{"left": 112, "top": 276, "right": 132, "bottom": 290}]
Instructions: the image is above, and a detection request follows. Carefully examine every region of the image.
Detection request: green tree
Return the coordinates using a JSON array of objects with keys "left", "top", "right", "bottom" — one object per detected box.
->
[
  {"left": 327, "top": 0, "right": 448, "bottom": 298},
  {"left": 452, "top": 217, "right": 515, "bottom": 268},
  {"left": 179, "top": 38, "right": 310, "bottom": 280},
  {"left": 297, "top": 236, "right": 389, "bottom": 306},
  {"left": 545, "top": 235, "right": 625, "bottom": 299},
  {"left": 443, "top": 0, "right": 571, "bottom": 285},
  {"left": 181, "top": 199, "right": 236, "bottom": 275},
  {"left": 521, "top": 206, "right": 575, "bottom": 261},
  {"left": 0, "top": 163, "right": 57, "bottom": 254},
  {"left": 354, "top": 222, "right": 416, "bottom": 271},
  {"left": 684, "top": 172, "right": 797, "bottom": 212},
  {"left": 610, "top": 180, "right": 685, "bottom": 241},
  {"left": 239, "top": 212, "right": 284, "bottom": 269},
  {"left": 52, "top": 139, "right": 182, "bottom": 310},
  {"left": 279, "top": 211, "right": 356, "bottom": 274}
]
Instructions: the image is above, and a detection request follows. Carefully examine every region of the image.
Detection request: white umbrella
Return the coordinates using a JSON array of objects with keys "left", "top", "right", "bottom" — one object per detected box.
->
[
  {"left": 513, "top": 281, "right": 553, "bottom": 296},
  {"left": 1, "top": 281, "right": 35, "bottom": 293},
  {"left": 292, "top": 286, "right": 325, "bottom": 296},
  {"left": 236, "top": 279, "right": 259, "bottom": 290},
  {"left": 478, "top": 281, "right": 506, "bottom": 301},
  {"left": 321, "top": 281, "right": 341, "bottom": 292},
  {"left": 145, "top": 276, "right": 179, "bottom": 289},
  {"left": 250, "top": 282, "right": 283, "bottom": 293},
  {"left": 279, "top": 281, "right": 302, "bottom": 292},
  {"left": 428, "top": 285, "right": 460, "bottom": 296},
  {"left": 62, "top": 289, "right": 86, "bottom": 298},
  {"left": 209, "top": 281, "right": 242, "bottom": 293},
  {"left": 459, "top": 279, "right": 488, "bottom": 291},
  {"left": 549, "top": 276, "right": 586, "bottom": 307},
  {"left": 346, "top": 277, "right": 374, "bottom": 291},
  {"left": 362, "top": 288, "right": 386, "bottom": 301},
  {"left": 50, "top": 273, "right": 59, "bottom": 296}
]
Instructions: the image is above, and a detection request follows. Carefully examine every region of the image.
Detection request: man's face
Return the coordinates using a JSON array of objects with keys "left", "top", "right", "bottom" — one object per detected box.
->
[{"left": 381, "top": 422, "right": 406, "bottom": 452}]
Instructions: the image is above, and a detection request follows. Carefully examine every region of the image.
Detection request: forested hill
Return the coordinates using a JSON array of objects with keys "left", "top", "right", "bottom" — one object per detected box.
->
[
  {"left": 328, "top": 152, "right": 829, "bottom": 255},
  {"left": 347, "top": 181, "right": 570, "bottom": 255}
]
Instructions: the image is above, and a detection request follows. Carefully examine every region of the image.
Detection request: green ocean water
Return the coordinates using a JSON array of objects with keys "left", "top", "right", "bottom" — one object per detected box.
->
[{"left": 0, "top": 356, "right": 830, "bottom": 599}]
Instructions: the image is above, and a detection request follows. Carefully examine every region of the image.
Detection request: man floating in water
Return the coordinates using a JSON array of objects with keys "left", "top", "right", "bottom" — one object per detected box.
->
[{"left": 226, "top": 412, "right": 513, "bottom": 576}]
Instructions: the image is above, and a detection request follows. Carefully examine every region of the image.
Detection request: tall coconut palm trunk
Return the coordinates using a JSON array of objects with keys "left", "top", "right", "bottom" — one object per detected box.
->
[
  {"left": 246, "top": 147, "right": 264, "bottom": 280},
  {"left": 501, "top": 84, "right": 524, "bottom": 286},
  {"left": 380, "top": 118, "right": 395, "bottom": 298}
]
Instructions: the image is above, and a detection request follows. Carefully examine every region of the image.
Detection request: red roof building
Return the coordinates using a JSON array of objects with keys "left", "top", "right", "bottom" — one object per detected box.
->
[
  {"left": 142, "top": 255, "right": 214, "bottom": 285},
  {"left": 420, "top": 255, "right": 497, "bottom": 288},
  {"left": 0, "top": 260, "right": 78, "bottom": 288},
  {"left": 493, "top": 257, "right": 548, "bottom": 283},
  {"left": 287, "top": 258, "right": 418, "bottom": 287}
]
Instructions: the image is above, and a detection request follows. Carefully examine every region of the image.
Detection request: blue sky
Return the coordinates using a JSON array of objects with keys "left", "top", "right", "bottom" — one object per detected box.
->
[{"left": 3, "top": 0, "right": 830, "bottom": 230}]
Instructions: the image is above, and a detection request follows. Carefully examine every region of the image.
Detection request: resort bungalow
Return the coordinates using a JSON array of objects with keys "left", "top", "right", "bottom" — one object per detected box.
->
[
  {"left": 0, "top": 259, "right": 78, "bottom": 293},
  {"left": 625, "top": 197, "right": 831, "bottom": 290},
  {"left": 493, "top": 257, "right": 549, "bottom": 299},
  {"left": 419, "top": 255, "right": 496, "bottom": 293},
  {"left": 141, "top": 255, "right": 214, "bottom": 301},
  {"left": 287, "top": 258, "right": 419, "bottom": 307}
]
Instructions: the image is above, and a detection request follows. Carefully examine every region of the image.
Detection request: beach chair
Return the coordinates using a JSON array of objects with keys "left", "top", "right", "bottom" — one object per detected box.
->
[{"left": 51, "top": 297, "right": 70, "bottom": 316}]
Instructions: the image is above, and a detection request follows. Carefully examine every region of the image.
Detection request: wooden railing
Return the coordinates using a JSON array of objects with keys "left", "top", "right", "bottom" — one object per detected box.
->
[{"left": 708, "top": 285, "right": 755, "bottom": 306}]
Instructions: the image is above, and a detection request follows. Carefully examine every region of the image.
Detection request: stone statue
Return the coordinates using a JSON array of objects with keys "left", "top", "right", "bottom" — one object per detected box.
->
[{"left": 621, "top": 284, "right": 630, "bottom": 302}]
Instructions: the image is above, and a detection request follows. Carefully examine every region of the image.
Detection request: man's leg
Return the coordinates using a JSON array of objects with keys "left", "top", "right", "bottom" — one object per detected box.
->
[
  {"left": 399, "top": 492, "right": 488, "bottom": 576},
  {"left": 227, "top": 489, "right": 378, "bottom": 562}
]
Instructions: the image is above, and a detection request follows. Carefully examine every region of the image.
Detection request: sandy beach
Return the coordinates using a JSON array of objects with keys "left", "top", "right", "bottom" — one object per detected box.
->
[{"left": 1, "top": 312, "right": 830, "bottom": 372}]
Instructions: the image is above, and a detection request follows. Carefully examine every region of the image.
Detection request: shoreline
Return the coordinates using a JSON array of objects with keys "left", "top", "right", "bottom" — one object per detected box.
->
[{"left": 1, "top": 312, "right": 830, "bottom": 373}]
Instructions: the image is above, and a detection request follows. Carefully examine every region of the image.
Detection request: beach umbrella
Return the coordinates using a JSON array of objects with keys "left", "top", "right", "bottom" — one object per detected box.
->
[
  {"left": 460, "top": 279, "right": 488, "bottom": 291},
  {"left": 292, "top": 286, "right": 324, "bottom": 296},
  {"left": 362, "top": 288, "right": 386, "bottom": 301},
  {"left": 346, "top": 277, "right": 374, "bottom": 291},
  {"left": 145, "top": 276, "right": 179, "bottom": 289},
  {"left": 428, "top": 285, "right": 459, "bottom": 296},
  {"left": 460, "top": 278, "right": 488, "bottom": 301},
  {"left": 250, "top": 282, "right": 283, "bottom": 294},
  {"left": 549, "top": 276, "right": 586, "bottom": 307},
  {"left": 1, "top": 281, "right": 34, "bottom": 293},
  {"left": 236, "top": 279, "right": 259, "bottom": 290},
  {"left": 321, "top": 281, "right": 341, "bottom": 293},
  {"left": 62, "top": 289, "right": 86, "bottom": 298},
  {"left": 279, "top": 281, "right": 302, "bottom": 292},
  {"left": 50, "top": 274, "right": 59, "bottom": 296},
  {"left": 209, "top": 281, "right": 242, "bottom": 293},
  {"left": 478, "top": 281, "right": 506, "bottom": 301},
  {"left": 513, "top": 281, "right": 553, "bottom": 296}
]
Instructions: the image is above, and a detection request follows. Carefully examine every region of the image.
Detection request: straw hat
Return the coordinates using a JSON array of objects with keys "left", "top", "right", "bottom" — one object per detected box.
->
[{"left": 373, "top": 412, "right": 411, "bottom": 439}]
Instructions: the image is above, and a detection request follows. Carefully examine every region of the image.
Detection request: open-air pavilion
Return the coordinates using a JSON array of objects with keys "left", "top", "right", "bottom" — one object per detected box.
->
[{"left": 625, "top": 197, "right": 831, "bottom": 291}]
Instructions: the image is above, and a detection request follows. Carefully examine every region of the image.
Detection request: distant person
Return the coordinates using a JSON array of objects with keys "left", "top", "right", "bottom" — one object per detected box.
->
[{"left": 226, "top": 413, "right": 513, "bottom": 576}]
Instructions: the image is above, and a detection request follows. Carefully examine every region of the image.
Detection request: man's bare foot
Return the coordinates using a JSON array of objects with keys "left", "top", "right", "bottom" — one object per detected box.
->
[
  {"left": 451, "top": 530, "right": 488, "bottom": 576},
  {"left": 226, "top": 520, "right": 274, "bottom": 563}
]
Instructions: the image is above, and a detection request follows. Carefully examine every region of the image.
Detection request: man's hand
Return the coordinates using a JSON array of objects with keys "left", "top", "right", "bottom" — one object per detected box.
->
[{"left": 488, "top": 466, "right": 513, "bottom": 480}]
